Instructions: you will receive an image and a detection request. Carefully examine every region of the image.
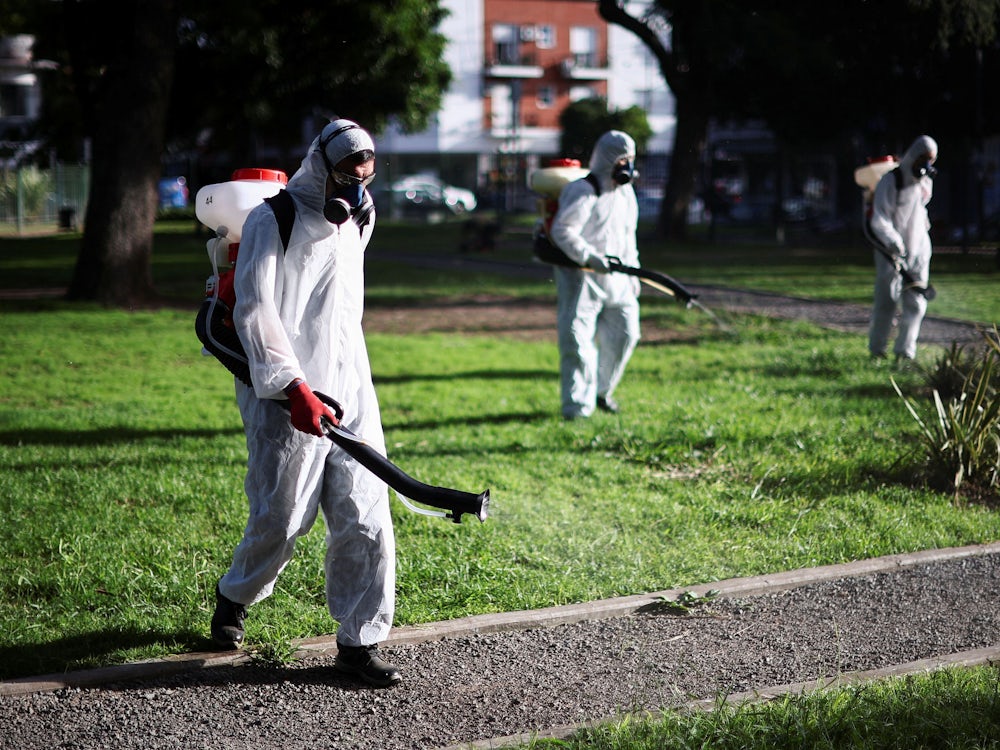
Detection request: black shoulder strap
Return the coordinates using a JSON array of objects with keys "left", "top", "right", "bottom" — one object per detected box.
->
[
  {"left": 584, "top": 172, "right": 602, "bottom": 197},
  {"left": 864, "top": 168, "right": 906, "bottom": 252},
  {"left": 263, "top": 189, "right": 296, "bottom": 252}
]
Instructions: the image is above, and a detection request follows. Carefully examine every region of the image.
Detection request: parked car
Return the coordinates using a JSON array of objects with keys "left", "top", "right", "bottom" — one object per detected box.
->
[{"left": 387, "top": 175, "right": 477, "bottom": 214}]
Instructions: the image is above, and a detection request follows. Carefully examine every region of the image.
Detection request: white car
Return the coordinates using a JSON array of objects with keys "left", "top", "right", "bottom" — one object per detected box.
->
[{"left": 389, "top": 175, "right": 477, "bottom": 214}]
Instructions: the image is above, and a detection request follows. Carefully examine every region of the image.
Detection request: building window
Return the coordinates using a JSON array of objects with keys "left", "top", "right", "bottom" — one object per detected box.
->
[
  {"left": 569, "top": 26, "right": 599, "bottom": 68},
  {"left": 570, "top": 85, "right": 597, "bottom": 102},
  {"left": 537, "top": 86, "right": 555, "bottom": 109},
  {"left": 492, "top": 23, "right": 520, "bottom": 65},
  {"left": 535, "top": 24, "right": 555, "bottom": 49},
  {"left": 490, "top": 83, "right": 515, "bottom": 130}
]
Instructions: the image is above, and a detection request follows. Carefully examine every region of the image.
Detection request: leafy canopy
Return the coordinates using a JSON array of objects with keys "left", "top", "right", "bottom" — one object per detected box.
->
[{"left": 558, "top": 97, "right": 652, "bottom": 161}]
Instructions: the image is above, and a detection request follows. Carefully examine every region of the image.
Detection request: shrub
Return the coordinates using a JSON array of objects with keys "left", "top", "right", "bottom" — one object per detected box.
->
[
  {"left": 0, "top": 166, "right": 53, "bottom": 220},
  {"left": 892, "top": 328, "right": 1000, "bottom": 499}
]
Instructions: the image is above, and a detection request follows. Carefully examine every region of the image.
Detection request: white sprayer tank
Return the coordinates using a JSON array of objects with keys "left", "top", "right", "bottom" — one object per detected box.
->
[
  {"left": 854, "top": 156, "right": 899, "bottom": 195},
  {"left": 195, "top": 167, "right": 288, "bottom": 242},
  {"left": 528, "top": 158, "right": 589, "bottom": 199}
]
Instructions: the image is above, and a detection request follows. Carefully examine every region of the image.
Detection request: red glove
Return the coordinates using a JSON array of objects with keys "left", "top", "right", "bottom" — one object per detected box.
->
[{"left": 286, "top": 380, "right": 339, "bottom": 436}]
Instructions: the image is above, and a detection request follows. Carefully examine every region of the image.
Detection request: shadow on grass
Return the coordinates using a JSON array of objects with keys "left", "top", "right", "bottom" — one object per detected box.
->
[
  {"left": 383, "top": 409, "right": 553, "bottom": 433},
  {"left": 1, "top": 630, "right": 385, "bottom": 693},
  {"left": 373, "top": 368, "right": 553, "bottom": 385},
  {"left": 0, "top": 627, "right": 210, "bottom": 683},
  {"left": 0, "top": 426, "right": 244, "bottom": 448}
]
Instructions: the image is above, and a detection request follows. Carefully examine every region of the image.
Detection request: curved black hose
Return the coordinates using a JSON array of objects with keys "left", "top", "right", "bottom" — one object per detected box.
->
[
  {"left": 322, "top": 418, "right": 489, "bottom": 524},
  {"left": 195, "top": 309, "right": 489, "bottom": 523},
  {"left": 606, "top": 258, "right": 697, "bottom": 304},
  {"left": 312, "top": 392, "right": 489, "bottom": 524}
]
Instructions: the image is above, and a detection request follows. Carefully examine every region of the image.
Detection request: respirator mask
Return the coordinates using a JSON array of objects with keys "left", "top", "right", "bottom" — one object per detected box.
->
[
  {"left": 316, "top": 120, "right": 376, "bottom": 225},
  {"left": 324, "top": 170, "right": 375, "bottom": 225},
  {"left": 912, "top": 157, "right": 938, "bottom": 180},
  {"left": 612, "top": 158, "right": 637, "bottom": 185}
]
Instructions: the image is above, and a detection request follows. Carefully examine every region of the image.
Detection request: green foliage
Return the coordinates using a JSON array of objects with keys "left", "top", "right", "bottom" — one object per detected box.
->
[
  {"left": 921, "top": 339, "right": 1000, "bottom": 401},
  {"left": 558, "top": 98, "right": 653, "bottom": 160},
  {"left": 169, "top": 0, "right": 452, "bottom": 157},
  {"left": 893, "top": 329, "right": 1000, "bottom": 497},
  {"left": 0, "top": 166, "right": 53, "bottom": 217}
]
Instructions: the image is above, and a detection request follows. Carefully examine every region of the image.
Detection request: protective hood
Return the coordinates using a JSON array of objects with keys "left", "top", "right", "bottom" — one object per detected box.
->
[
  {"left": 589, "top": 130, "right": 636, "bottom": 191},
  {"left": 319, "top": 119, "right": 375, "bottom": 168},
  {"left": 285, "top": 119, "right": 375, "bottom": 226},
  {"left": 898, "top": 135, "right": 938, "bottom": 186}
]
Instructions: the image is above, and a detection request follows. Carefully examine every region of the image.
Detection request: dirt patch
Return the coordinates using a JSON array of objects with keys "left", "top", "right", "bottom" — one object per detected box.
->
[
  {"left": 364, "top": 295, "right": 556, "bottom": 341},
  {"left": 363, "top": 294, "right": 696, "bottom": 343}
]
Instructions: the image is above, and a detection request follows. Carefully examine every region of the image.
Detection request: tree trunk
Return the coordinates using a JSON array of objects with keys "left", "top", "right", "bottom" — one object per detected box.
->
[
  {"left": 596, "top": 0, "right": 713, "bottom": 242},
  {"left": 659, "top": 95, "right": 709, "bottom": 241},
  {"left": 66, "top": 1, "right": 177, "bottom": 307}
]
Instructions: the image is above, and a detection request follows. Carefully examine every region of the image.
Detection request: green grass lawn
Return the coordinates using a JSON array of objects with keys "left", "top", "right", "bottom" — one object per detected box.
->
[
  {"left": 0, "top": 220, "right": 997, "bottom": 701},
  {"left": 524, "top": 665, "right": 1000, "bottom": 749}
]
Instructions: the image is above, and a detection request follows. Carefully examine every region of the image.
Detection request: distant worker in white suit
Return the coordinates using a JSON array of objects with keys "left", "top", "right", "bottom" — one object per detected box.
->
[
  {"left": 867, "top": 135, "right": 938, "bottom": 362},
  {"left": 549, "top": 130, "right": 641, "bottom": 419}
]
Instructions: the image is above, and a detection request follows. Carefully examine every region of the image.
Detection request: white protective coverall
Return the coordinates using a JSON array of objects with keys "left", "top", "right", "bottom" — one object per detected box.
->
[
  {"left": 549, "top": 131, "right": 641, "bottom": 419},
  {"left": 867, "top": 135, "right": 938, "bottom": 360},
  {"left": 218, "top": 121, "right": 395, "bottom": 648}
]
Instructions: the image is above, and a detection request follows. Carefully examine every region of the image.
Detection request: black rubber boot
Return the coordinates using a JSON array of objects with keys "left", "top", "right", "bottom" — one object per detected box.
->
[
  {"left": 210, "top": 583, "right": 247, "bottom": 650},
  {"left": 596, "top": 395, "right": 620, "bottom": 413},
  {"left": 334, "top": 643, "right": 402, "bottom": 687}
]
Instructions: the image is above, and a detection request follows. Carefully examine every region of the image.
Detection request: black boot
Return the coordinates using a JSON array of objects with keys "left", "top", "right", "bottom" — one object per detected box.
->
[
  {"left": 596, "top": 395, "right": 620, "bottom": 413},
  {"left": 210, "top": 583, "right": 247, "bottom": 650},
  {"left": 334, "top": 643, "right": 402, "bottom": 687}
]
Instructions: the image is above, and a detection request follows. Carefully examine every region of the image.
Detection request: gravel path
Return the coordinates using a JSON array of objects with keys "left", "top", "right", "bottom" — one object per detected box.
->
[{"left": 2, "top": 548, "right": 1000, "bottom": 750}]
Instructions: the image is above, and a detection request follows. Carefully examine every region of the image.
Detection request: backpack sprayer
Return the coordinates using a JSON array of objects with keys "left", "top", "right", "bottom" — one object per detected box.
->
[
  {"left": 854, "top": 156, "right": 936, "bottom": 301},
  {"left": 528, "top": 159, "right": 729, "bottom": 330},
  {"left": 193, "top": 170, "right": 489, "bottom": 523}
]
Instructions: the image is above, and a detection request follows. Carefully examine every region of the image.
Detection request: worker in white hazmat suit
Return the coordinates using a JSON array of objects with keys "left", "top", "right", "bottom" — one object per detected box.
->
[
  {"left": 867, "top": 135, "right": 938, "bottom": 362},
  {"left": 210, "top": 119, "right": 400, "bottom": 687},
  {"left": 549, "top": 130, "right": 641, "bottom": 419}
]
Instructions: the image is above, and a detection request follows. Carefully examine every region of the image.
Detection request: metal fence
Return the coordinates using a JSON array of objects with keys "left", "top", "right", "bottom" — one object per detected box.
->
[{"left": 0, "top": 163, "right": 89, "bottom": 234}]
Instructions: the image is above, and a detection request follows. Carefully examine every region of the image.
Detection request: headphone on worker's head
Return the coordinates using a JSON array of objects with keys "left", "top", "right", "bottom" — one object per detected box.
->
[
  {"left": 317, "top": 123, "right": 360, "bottom": 175},
  {"left": 316, "top": 123, "right": 374, "bottom": 226}
]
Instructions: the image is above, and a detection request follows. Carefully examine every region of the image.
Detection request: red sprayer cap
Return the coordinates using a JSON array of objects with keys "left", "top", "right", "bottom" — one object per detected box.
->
[
  {"left": 230, "top": 168, "right": 288, "bottom": 183},
  {"left": 547, "top": 158, "right": 582, "bottom": 168}
]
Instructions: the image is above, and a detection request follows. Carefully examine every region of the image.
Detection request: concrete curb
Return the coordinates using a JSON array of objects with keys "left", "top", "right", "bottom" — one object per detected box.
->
[{"left": 4, "top": 541, "right": 1000, "bottom": 697}]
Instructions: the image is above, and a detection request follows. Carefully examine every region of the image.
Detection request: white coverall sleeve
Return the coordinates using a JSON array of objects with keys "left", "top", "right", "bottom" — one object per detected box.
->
[
  {"left": 549, "top": 180, "right": 600, "bottom": 267},
  {"left": 232, "top": 206, "right": 306, "bottom": 399},
  {"left": 620, "top": 185, "right": 640, "bottom": 268},
  {"left": 869, "top": 175, "right": 906, "bottom": 259}
]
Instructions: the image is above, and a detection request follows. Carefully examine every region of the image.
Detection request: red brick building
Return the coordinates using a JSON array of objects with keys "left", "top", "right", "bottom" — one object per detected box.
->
[{"left": 483, "top": 0, "right": 610, "bottom": 134}]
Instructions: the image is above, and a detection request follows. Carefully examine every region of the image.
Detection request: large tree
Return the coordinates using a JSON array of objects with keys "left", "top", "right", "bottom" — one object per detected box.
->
[
  {"left": 60, "top": 1, "right": 177, "bottom": 306},
  {"left": 32, "top": 0, "right": 451, "bottom": 306},
  {"left": 597, "top": 0, "right": 1000, "bottom": 239}
]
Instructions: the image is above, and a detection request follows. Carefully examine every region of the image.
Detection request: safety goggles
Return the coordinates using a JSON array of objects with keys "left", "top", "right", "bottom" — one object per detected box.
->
[{"left": 331, "top": 170, "right": 376, "bottom": 188}]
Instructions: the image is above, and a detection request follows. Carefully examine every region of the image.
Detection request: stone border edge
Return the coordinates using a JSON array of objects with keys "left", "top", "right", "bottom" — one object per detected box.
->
[{"left": 4, "top": 541, "right": 999, "bottom": 697}]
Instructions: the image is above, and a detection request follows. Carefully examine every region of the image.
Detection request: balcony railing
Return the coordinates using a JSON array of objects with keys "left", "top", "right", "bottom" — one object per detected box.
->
[
  {"left": 560, "top": 54, "right": 610, "bottom": 80},
  {"left": 486, "top": 51, "right": 544, "bottom": 78}
]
